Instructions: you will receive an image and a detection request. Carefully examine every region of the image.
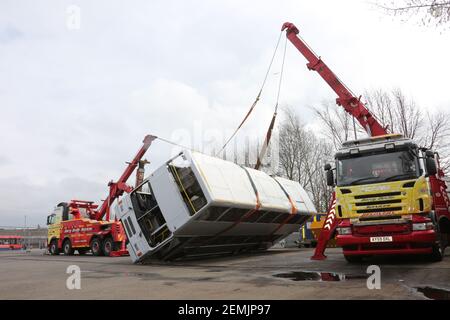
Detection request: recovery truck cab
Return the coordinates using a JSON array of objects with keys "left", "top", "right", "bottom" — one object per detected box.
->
[
  {"left": 47, "top": 200, "right": 127, "bottom": 256},
  {"left": 326, "top": 133, "right": 449, "bottom": 262}
]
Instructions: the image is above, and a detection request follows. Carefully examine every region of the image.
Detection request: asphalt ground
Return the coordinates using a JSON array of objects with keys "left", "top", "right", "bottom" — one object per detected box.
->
[{"left": 0, "top": 247, "right": 449, "bottom": 299}]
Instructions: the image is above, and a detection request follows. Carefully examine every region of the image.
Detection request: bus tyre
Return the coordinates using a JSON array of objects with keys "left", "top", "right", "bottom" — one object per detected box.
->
[
  {"left": 91, "top": 238, "right": 103, "bottom": 256},
  {"left": 344, "top": 255, "right": 364, "bottom": 263},
  {"left": 102, "top": 237, "right": 114, "bottom": 256},
  {"left": 49, "top": 240, "right": 59, "bottom": 255},
  {"left": 63, "top": 239, "right": 74, "bottom": 256}
]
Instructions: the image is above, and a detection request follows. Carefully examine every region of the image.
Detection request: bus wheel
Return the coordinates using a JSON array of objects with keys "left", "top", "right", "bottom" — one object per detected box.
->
[
  {"left": 91, "top": 238, "right": 103, "bottom": 256},
  {"left": 102, "top": 237, "right": 114, "bottom": 256},
  {"left": 63, "top": 239, "right": 74, "bottom": 255},
  {"left": 49, "top": 240, "right": 59, "bottom": 255}
]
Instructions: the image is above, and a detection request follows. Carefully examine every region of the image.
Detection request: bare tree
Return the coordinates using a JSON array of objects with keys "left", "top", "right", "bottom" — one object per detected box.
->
[
  {"left": 278, "top": 107, "right": 333, "bottom": 213},
  {"left": 311, "top": 101, "right": 365, "bottom": 149},
  {"left": 364, "top": 88, "right": 423, "bottom": 139},
  {"left": 376, "top": 0, "right": 450, "bottom": 27},
  {"left": 315, "top": 88, "right": 450, "bottom": 173},
  {"left": 421, "top": 111, "right": 450, "bottom": 171}
]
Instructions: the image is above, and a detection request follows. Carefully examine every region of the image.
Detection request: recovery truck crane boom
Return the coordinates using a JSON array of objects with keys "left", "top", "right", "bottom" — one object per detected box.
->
[
  {"left": 281, "top": 22, "right": 450, "bottom": 261},
  {"left": 94, "top": 135, "right": 156, "bottom": 221},
  {"left": 281, "top": 22, "right": 386, "bottom": 137},
  {"left": 47, "top": 135, "right": 156, "bottom": 257}
]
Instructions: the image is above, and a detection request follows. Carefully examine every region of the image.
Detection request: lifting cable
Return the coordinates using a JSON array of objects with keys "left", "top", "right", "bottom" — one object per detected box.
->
[
  {"left": 149, "top": 32, "right": 288, "bottom": 165},
  {"left": 254, "top": 35, "right": 288, "bottom": 170},
  {"left": 156, "top": 136, "right": 201, "bottom": 154},
  {"left": 216, "top": 31, "right": 284, "bottom": 156}
]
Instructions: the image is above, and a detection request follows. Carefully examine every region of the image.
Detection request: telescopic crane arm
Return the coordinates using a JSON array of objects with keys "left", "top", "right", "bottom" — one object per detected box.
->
[
  {"left": 93, "top": 135, "right": 156, "bottom": 221},
  {"left": 281, "top": 22, "right": 387, "bottom": 137}
]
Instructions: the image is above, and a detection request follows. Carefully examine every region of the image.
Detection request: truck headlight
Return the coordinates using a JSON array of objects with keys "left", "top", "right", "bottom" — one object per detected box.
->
[
  {"left": 412, "top": 222, "right": 434, "bottom": 231},
  {"left": 337, "top": 227, "right": 352, "bottom": 235}
]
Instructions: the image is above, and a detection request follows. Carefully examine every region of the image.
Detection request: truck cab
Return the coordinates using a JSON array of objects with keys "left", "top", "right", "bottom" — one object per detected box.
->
[
  {"left": 326, "top": 134, "right": 447, "bottom": 261},
  {"left": 46, "top": 204, "right": 65, "bottom": 252}
]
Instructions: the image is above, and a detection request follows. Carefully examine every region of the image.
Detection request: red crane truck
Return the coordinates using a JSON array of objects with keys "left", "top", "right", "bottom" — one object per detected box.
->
[
  {"left": 46, "top": 135, "right": 156, "bottom": 256},
  {"left": 281, "top": 22, "right": 450, "bottom": 262}
]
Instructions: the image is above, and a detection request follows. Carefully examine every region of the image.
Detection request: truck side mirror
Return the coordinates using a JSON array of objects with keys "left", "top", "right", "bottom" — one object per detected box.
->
[
  {"left": 426, "top": 157, "right": 437, "bottom": 176},
  {"left": 324, "top": 163, "right": 332, "bottom": 171},
  {"left": 326, "top": 169, "right": 335, "bottom": 187},
  {"left": 46, "top": 215, "right": 51, "bottom": 225}
]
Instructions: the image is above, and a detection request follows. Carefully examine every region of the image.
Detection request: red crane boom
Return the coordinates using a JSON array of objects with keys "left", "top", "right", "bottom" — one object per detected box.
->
[
  {"left": 93, "top": 135, "right": 156, "bottom": 221},
  {"left": 281, "top": 22, "right": 387, "bottom": 137}
]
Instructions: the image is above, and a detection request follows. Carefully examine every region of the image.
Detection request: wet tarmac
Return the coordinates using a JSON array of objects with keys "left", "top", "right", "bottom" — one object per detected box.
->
[{"left": 0, "top": 248, "right": 449, "bottom": 299}]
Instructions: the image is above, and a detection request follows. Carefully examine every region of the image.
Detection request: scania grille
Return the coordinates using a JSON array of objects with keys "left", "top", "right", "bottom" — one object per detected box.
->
[
  {"left": 354, "top": 192, "right": 401, "bottom": 199},
  {"left": 353, "top": 192, "right": 404, "bottom": 214}
]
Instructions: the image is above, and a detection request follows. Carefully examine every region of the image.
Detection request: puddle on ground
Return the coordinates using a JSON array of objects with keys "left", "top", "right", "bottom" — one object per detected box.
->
[
  {"left": 416, "top": 286, "right": 450, "bottom": 300},
  {"left": 273, "top": 271, "right": 367, "bottom": 282}
]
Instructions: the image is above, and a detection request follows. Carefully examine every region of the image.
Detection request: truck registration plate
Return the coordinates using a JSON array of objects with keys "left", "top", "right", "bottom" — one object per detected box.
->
[{"left": 370, "top": 236, "right": 393, "bottom": 243}]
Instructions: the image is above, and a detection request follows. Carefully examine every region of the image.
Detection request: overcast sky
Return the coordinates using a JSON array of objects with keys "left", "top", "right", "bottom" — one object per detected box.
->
[{"left": 1, "top": 0, "right": 449, "bottom": 227}]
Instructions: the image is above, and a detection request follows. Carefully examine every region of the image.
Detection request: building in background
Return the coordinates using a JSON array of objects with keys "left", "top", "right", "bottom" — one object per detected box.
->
[{"left": 0, "top": 226, "right": 47, "bottom": 249}]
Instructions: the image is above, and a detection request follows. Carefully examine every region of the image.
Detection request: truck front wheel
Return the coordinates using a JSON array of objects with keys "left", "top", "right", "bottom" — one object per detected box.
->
[
  {"left": 429, "top": 221, "right": 445, "bottom": 262},
  {"left": 430, "top": 244, "right": 444, "bottom": 262},
  {"left": 91, "top": 238, "right": 103, "bottom": 256},
  {"left": 49, "top": 240, "right": 59, "bottom": 255}
]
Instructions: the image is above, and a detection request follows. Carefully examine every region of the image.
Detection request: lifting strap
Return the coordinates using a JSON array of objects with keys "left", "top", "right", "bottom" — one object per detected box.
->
[
  {"left": 254, "top": 112, "right": 277, "bottom": 170},
  {"left": 216, "top": 31, "right": 283, "bottom": 156},
  {"left": 254, "top": 36, "right": 287, "bottom": 170}
]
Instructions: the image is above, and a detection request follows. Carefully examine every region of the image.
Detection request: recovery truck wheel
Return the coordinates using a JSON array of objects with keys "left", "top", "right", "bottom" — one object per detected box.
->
[
  {"left": 344, "top": 255, "right": 364, "bottom": 263},
  {"left": 91, "top": 238, "right": 103, "bottom": 256},
  {"left": 63, "top": 239, "right": 74, "bottom": 255},
  {"left": 49, "top": 240, "right": 59, "bottom": 255},
  {"left": 429, "top": 219, "right": 445, "bottom": 262},
  {"left": 430, "top": 244, "right": 444, "bottom": 262},
  {"left": 102, "top": 237, "right": 114, "bottom": 256}
]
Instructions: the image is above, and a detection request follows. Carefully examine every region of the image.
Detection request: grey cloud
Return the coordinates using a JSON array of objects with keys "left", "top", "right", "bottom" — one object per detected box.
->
[
  {"left": 0, "top": 156, "right": 9, "bottom": 166},
  {"left": 0, "top": 176, "right": 105, "bottom": 227},
  {"left": 0, "top": 26, "right": 23, "bottom": 44},
  {"left": 54, "top": 145, "right": 70, "bottom": 157}
]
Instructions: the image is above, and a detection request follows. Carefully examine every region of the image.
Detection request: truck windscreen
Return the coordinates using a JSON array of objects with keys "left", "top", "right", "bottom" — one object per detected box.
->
[{"left": 336, "top": 149, "right": 419, "bottom": 186}]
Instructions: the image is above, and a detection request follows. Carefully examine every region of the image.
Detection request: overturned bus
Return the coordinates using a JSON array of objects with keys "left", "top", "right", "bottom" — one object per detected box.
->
[{"left": 114, "top": 150, "right": 317, "bottom": 262}]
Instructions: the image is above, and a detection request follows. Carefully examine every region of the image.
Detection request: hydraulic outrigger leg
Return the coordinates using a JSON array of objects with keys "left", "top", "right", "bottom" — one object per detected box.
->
[{"left": 311, "top": 193, "right": 338, "bottom": 260}]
